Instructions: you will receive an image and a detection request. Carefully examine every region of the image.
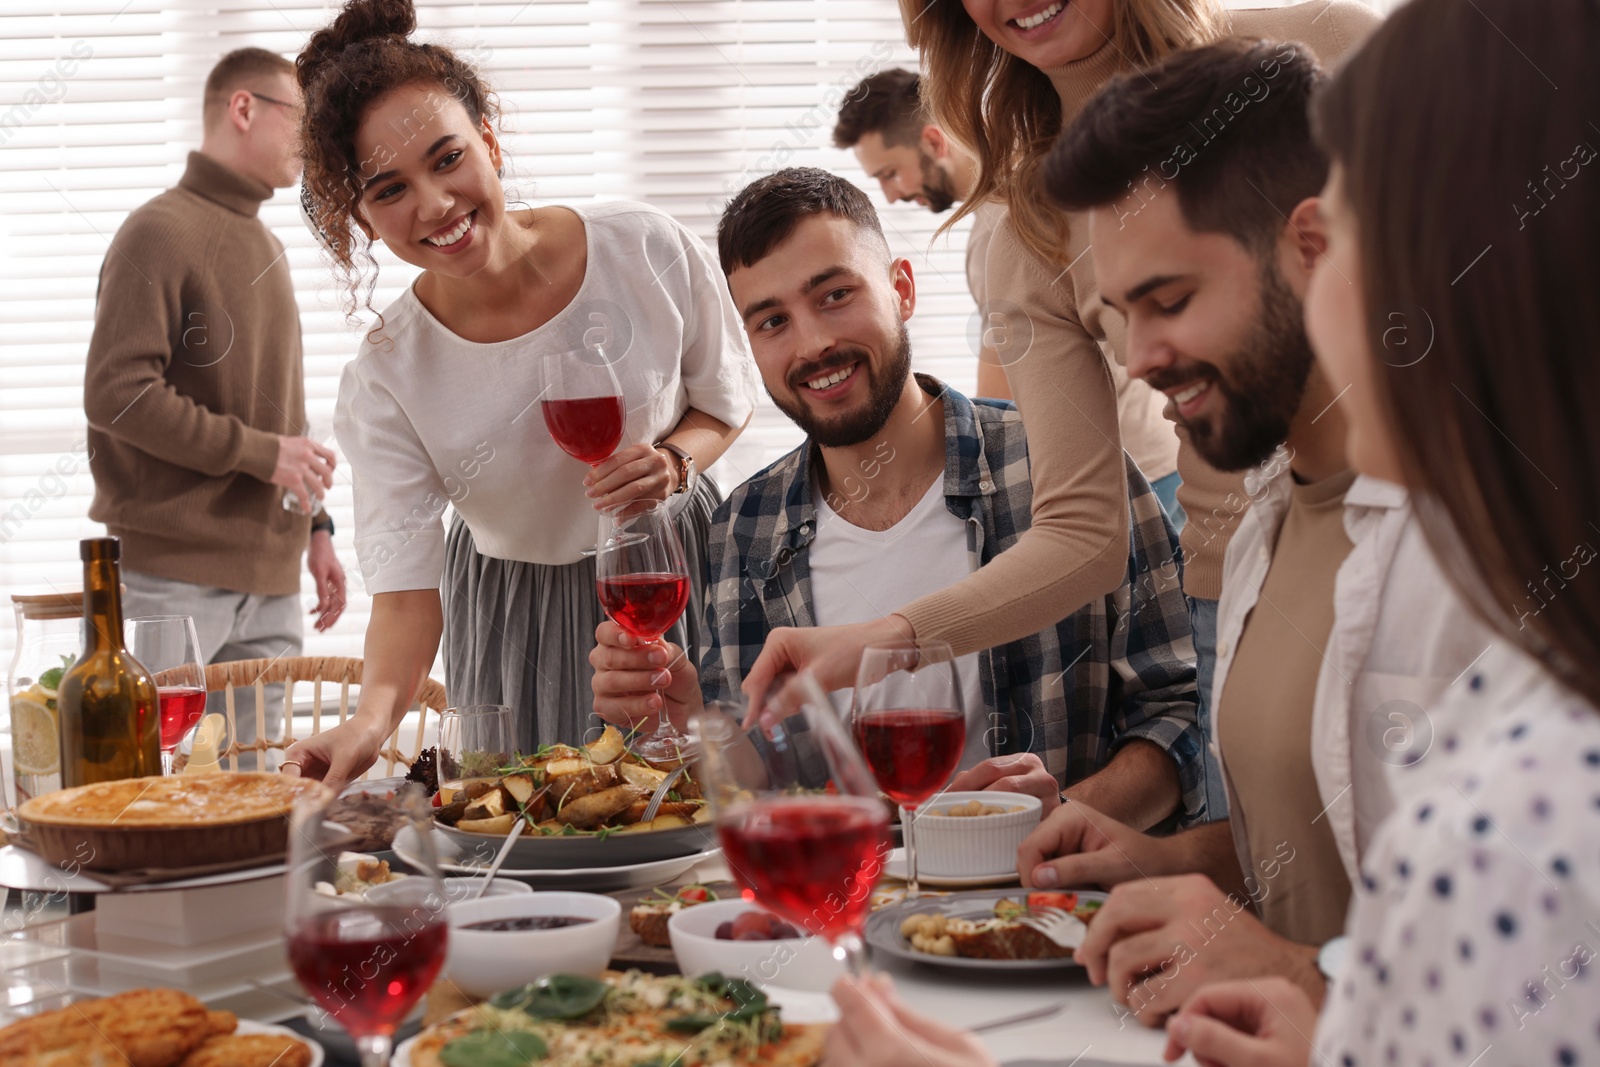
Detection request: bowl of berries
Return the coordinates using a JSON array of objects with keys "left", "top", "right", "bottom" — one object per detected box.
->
[{"left": 668, "top": 899, "right": 845, "bottom": 992}]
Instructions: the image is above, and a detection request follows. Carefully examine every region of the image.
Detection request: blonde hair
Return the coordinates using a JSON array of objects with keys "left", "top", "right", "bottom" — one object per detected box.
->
[{"left": 902, "top": 0, "right": 1224, "bottom": 265}]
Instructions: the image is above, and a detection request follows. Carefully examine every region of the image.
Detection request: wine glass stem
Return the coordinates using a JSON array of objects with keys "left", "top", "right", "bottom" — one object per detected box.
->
[
  {"left": 833, "top": 929, "right": 871, "bottom": 976},
  {"left": 901, "top": 804, "right": 920, "bottom": 898},
  {"left": 357, "top": 1034, "right": 393, "bottom": 1067},
  {"left": 161, "top": 751, "right": 175, "bottom": 776}
]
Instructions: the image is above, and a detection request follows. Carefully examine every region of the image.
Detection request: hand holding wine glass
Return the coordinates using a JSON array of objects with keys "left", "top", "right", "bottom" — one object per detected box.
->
[
  {"left": 852, "top": 641, "right": 969, "bottom": 898},
  {"left": 596, "top": 501, "right": 694, "bottom": 764},
  {"left": 125, "top": 615, "right": 207, "bottom": 776},
  {"left": 286, "top": 789, "right": 448, "bottom": 1067}
]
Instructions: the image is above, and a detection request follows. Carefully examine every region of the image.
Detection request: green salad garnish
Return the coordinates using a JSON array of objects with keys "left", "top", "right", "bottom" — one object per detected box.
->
[
  {"left": 439, "top": 1030, "right": 548, "bottom": 1066},
  {"left": 489, "top": 974, "right": 611, "bottom": 1021}
]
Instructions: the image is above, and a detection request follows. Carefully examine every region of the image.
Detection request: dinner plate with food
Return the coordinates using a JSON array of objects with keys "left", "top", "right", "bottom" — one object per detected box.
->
[
  {"left": 865, "top": 888, "right": 1106, "bottom": 972},
  {"left": 393, "top": 970, "right": 829, "bottom": 1067},
  {"left": 392, "top": 822, "right": 719, "bottom": 892},
  {"left": 426, "top": 725, "right": 720, "bottom": 870}
]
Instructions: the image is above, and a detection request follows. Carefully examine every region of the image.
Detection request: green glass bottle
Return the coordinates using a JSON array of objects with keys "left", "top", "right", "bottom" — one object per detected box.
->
[{"left": 57, "top": 538, "right": 160, "bottom": 786}]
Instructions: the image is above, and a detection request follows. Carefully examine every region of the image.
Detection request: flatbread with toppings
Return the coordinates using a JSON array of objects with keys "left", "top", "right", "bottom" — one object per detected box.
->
[{"left": 406, "top": 971, "right": 825, "bottom": 1067}]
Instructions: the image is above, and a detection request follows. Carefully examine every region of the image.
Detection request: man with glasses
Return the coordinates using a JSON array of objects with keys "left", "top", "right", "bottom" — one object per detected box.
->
[{"left": 83, "top": 48, "right": 344, "bottom": 764}]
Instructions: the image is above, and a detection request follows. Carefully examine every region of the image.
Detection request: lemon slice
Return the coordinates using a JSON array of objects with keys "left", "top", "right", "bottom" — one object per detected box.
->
[{"left": 10, "top": 695, "right": 59, "bottom": 776}]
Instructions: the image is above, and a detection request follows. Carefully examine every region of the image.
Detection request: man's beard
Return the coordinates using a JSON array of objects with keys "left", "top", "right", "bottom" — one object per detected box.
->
[
  {"left": 918, "top": 153, "right": 957, "bottom": 214},
  {"left": 1146, "top": 264, "right": 1315, "bottom": 473},
  {"left": 768, "top": 321, "right": 913, "bottom": 448}
]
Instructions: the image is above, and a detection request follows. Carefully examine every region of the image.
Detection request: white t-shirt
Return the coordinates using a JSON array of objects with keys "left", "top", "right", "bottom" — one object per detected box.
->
[
  {"left": 810, "top": 475, "right": 989, "bottom": 770},
  {"left": 336, "top": 202, "right": 757, "bottom": 592}
]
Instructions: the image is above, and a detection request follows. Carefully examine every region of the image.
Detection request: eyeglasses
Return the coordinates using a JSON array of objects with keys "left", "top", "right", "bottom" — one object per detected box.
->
[{"left": 248, "top": 90, "right": 301, "bottom": 115}]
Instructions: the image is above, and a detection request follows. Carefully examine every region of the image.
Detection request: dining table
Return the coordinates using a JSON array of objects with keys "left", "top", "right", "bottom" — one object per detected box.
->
[{"left": 0, "top": 851, "right": 1178, "bottom": 1066}]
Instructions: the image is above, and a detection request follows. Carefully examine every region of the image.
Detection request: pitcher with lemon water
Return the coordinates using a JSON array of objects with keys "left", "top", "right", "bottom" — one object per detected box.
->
[{"left": 8, "top": 592, "right": 81, "bottom": 805}]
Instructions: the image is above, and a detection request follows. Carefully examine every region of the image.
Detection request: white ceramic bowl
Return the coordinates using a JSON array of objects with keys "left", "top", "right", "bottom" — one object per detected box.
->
[
  {"left": 366, "top": 875, "right": 532, "bottom": 906},
  {"left": 668, "top": 899, "right": 845, "bottom": 993},
  {"left": 444, "top": 891, "right": 621, "bottom": 998},
  {"left": 909, "top": 791, "right": 1042, "bottom": 877}
]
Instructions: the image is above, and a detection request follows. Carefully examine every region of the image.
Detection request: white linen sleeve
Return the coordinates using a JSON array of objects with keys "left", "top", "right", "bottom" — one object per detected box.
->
[
  {"left": 336, "top": 359, "right": 451, "bottom": 596},
  {"left": 670, "top": 220, "right": 758, "bottom": 430}
]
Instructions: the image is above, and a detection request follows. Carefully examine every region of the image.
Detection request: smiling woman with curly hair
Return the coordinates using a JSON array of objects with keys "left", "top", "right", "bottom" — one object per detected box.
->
[{"left": 284, "top": 0, "right": 755, "bottom": 788}]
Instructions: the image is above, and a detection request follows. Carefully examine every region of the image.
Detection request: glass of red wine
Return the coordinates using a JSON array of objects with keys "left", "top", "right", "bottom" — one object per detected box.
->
[
  {"left": 286, "top": 788, "right": 448, "bottom": 1067},
  {"left": 125, "top": 615, "right": 207, "bottom": 776},
  {"left": 693, "top": 683, "right": 890, "bottom": 974},
  {"left": 541, "top": 347, "right": 627, "bottom": 464},
  {"left": 595, "top": 500, "right": 694, "bottom": 764},
  {"left": 852, "top": 641, "right": 967, "bottom": 898}
]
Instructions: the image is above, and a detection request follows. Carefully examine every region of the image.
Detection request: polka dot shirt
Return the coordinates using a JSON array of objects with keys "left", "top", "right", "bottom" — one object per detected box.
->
[{"left": 1314, "top": 639, "right": 1600, "bottom": 1066}]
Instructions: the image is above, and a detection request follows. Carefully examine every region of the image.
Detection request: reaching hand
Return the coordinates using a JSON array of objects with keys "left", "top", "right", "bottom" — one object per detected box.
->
[
  {"left": 272, "top": 435, "right": 336, "bottom": 513},
  {"left": 1015, "top": 799, "right": 1164, "bottom": 890},
  {"left": 739, "top": 616, "right": 914, "bottom": 725},
  {"left": 281, "top": 716, "right": 387, "bottom": 794},
  {"left": 589, "top": 619, "right": 703, "bottom": 731},
  {"left": 306, "top": 529, "right": 346, "bottom": 631},
  {"left": 948, "top": 753, "right": 1063, "bottom": 815},
  {"left": 824, "top": 974, "right": 998, "bottom": 1067},
  {"left": 585, "top": 443, "right": 677, "bottom": 511},
  {"left": 1162, "top": 977, "right": 1318, "bottom": 1067},
  {"left": 1075, "top": 874, "right": 1324, "bottom": 1027}
]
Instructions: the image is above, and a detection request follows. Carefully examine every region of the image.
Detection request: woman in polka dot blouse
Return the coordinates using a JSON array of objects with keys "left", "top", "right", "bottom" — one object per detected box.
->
[{"left": 1157, "top": 0, "right": 1600, "bottom": 1064}]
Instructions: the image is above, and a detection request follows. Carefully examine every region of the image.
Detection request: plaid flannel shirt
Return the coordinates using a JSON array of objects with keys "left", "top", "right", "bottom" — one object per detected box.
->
[{"left": 699, "top": 375, "right": 1207, "bottom": 822}]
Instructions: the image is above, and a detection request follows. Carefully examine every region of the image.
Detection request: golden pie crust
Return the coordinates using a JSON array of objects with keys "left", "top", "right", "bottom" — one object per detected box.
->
[{"left": 17, "top": 773, "right": 331, "bottom": 873}]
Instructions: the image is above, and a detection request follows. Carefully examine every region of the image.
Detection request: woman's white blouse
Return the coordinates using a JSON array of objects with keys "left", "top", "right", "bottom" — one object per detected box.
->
[
  {"left": 1314, "top": 637, "right": 1600, "bottom": 1067},
  {"left": 336, "top": 201, "right": 757, "bottom": 592}
]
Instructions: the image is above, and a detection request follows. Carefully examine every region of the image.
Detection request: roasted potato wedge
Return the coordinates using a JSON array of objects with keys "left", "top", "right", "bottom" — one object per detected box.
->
[
  {"left": 502, "top": 774, "right": 538, "bottom": 804},
  {"left": 645, "top": 813, "right": 691, "bottom": 830},
  {"left": 462, "top": 778, "right": 499, "bottom": 801},
  {"left": 463, "top": 788, "right": 507, "bottom": 820},
  {"left": 536, "top": 746, "right": 586, "bottom": 765},
  {"left": 692, "top": 805, "right": 713, "bottom": 824},
  {"left": 584, "top": 725, "right": 626, "bottom": 765},
  {"left": 618, "top": 763, "right": 669, "bottom": 790},
  {"left": 549, "top": 764, "right": 623, "bottom": 805},
  {"left": 621, "top": 799, "right": 701, "bottom": 823},
  {"left": 542, "top": 758, "right": 592, "bottom": 778},
  {"left": 457, "top": 813, "right": 517, "bottom": 835},
  {"left": 556, "top": 784, "right": 646, "bottom": 830}
]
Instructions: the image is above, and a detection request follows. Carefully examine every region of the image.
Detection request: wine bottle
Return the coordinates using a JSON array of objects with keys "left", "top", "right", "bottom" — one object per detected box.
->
[{"left": 57, "top": 538, "right": 160, "bottom": 786}]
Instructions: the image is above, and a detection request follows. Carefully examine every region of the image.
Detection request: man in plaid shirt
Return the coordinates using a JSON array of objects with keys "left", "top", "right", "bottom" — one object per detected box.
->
[{"left": 591, "top": 168, "right": 1205, "bottom": 826}]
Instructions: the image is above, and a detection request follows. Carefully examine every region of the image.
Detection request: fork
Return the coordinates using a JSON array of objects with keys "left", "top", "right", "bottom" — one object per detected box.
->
[{"left": 1015, "top": 906, "right": 1087, "bottom": 950}]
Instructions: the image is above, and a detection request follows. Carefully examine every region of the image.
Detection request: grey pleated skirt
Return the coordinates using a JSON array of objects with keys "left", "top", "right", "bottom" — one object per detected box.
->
[{"left": 441, "top": 477, "right": 722, "bottom": 755}]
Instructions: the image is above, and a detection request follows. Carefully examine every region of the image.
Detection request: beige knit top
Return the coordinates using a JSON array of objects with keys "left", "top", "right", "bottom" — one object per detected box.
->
[{"left": 897, "top": 0, "right": 1381, "bottom": 654}]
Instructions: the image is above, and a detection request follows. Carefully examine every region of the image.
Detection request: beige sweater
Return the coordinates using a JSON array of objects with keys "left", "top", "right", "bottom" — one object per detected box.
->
[
  {"left": 966, "top": 201, "right": 1179, "bottom": 482},
  {"left": 84, "top": 152, "right": 309, "bottom": 595},
  {"left": 899, "top": 0, "right": 1380, "bottom": 652}
]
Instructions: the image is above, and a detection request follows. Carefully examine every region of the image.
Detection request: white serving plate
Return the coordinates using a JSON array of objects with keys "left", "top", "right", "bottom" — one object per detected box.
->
[
  {"left": 234, "top": 1019, "right": 326, "bottom": 1067},
  {"left": 0, "top": 844, "right": 284, "bottom": 894},
  {"left": 393, "top": 824, "right": 718, "bottom": 892},
  {"left": 882, "top": 847, "right": 1021, "bottom": 889}
]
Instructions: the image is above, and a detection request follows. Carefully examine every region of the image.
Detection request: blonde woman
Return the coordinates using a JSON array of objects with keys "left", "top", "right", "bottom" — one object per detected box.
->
[{"left": 745, "top": 0, "right": 1380, "bottom": 822}]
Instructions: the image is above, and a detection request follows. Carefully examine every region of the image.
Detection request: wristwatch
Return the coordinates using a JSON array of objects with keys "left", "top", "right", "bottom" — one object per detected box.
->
[{"left": 655, "top": 441, "right": 695, "bottom": 495}]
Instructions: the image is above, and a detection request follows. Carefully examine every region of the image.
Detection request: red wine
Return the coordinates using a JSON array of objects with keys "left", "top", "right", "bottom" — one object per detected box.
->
[
  {"left": 717, "top": 796, "right": 889, "bottom": 941},
  {"left": 853, "top": 708, "right": 966, "bottom": 808},
  {"left": 543, "top": 395, "right": 625, "bottom": 463},
  {"left": 157, "top": 685, "right": 207, "bottom": 754},
  {"left": 596, "top": 573, "right": 689, "bottom": 640},
  {"left": 287, "top": 906, "right": 447, "bottom": 1036}
]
